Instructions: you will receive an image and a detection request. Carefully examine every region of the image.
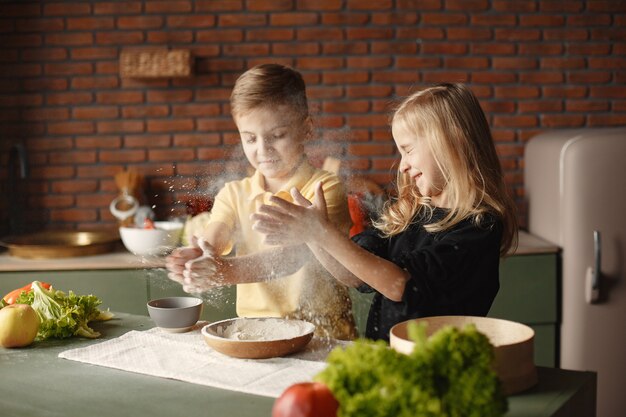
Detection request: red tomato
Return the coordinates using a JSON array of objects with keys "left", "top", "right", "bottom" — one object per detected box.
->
[
  {"left": 272, "top": 382, "right": 338, "bottom": 417},
  {"left": 3, "top": 281, "right": 52, "bottom": 304},
  {"left": 143, "top": 218, "right": 155, "bottom": 229}
]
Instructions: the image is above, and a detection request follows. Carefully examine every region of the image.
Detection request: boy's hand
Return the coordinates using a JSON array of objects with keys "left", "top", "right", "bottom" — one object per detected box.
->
[
  {"left": 166, "top": 237, "right": 224, "bottom": 293},
  {"left": 252, "top": 182, "right": 328, "bottom": 246},
  {"left": 181, "top": 238, "right": 228, "bottom": 293},
  {"left": 165, "top": 238, "right": 203, "bottom": 285}
]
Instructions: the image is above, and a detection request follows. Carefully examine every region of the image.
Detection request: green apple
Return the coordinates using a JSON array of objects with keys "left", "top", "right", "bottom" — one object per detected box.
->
[{"left": 0, "top": 303, "right": 40, "bottom": 348}]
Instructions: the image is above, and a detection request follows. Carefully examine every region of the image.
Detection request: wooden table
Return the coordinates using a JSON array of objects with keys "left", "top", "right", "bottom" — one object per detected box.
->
[{"left": 0, "top": 313, "right": 595, "bottom": 417}]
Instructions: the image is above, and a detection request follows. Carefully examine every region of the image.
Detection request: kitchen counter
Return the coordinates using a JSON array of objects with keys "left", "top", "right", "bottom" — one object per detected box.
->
[
  {"left": 0, "top": 229, "right": 563, "bottom": 368},
  {"left": 0, "top": 230, "right": 563, "bottom": 367},
  {"left": 513, "top": 230, "right": 559, "bottom": 255},
  {"left": 0, "top": 231, "right": 558, "bottom": 272},
  {"left": 0, "top": 249, "right": 164, "bottom": 272},
  {"left": 0, "top": 312, "right": 595, "bottom": 417}
]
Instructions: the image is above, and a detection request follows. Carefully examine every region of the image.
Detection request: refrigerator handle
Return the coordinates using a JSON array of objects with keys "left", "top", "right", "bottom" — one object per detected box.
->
[{"left": 585, "top": 230, "right": 601, "bottom": 304}]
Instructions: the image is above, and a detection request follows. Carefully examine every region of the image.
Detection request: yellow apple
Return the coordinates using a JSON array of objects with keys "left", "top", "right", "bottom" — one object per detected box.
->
[{"left": 0, "top": 303, "right": 40, "bottom": 348}]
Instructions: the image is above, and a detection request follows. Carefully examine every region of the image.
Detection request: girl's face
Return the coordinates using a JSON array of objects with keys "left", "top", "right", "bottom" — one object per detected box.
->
[
  {"left": 235, "top": 105, "right": 309, "bottom": 193},
  {"left": 392, "top": 119, "right": 448, "bottom": 206}
]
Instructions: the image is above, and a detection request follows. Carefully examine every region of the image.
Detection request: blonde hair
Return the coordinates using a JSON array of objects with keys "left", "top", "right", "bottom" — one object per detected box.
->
[
  {"left": 230, "top": 63, "right": 309, "bottom": 121},
  {"left": 373, "top": 83, "right": 518, "bottom": 256}
]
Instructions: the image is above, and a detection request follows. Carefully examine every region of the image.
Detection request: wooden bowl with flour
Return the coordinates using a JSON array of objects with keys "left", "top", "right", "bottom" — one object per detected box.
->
[{"left": 201, "top": 317, "right": 315, "bottom": 359}]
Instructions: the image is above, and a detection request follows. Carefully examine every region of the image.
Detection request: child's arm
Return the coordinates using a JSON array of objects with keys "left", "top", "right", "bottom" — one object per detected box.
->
[
  {"left": 253, "top": 209, "right": 364, "bottom": 288},
  {"left": 165, "top": 221, "right": 232, "bottom": 291},
  {"left": 306, "top": 228, "right": 411, "bottom": 302},
  {"left": 304, "top": 218, "right": 410, "bottom": 302},
  {"left": 168, "top": 221, "right": 312, "bottom": 293},
  {"left": 206, "top": 244, "right": 310, "bottom": 284},
  {"left": 253, "top": 183, "right": 410, "bottom": 302}
]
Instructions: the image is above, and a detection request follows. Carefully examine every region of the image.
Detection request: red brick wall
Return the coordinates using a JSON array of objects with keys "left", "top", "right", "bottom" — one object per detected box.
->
[{"left": 1, "top": 0, "right": 625, "bottom": 235}]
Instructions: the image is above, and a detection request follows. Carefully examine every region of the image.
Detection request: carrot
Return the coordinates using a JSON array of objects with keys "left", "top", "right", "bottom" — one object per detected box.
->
[{"left": 3, "top": 281, "right": 52, "bottom": 305}]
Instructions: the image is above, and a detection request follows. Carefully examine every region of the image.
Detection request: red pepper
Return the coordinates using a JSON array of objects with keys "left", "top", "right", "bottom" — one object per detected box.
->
[
  {"left": 3, "top": 281, "right": 52, "bottom": 305},
  {"left": 143, "top": 218, "right": 155, "bottom": 229}
]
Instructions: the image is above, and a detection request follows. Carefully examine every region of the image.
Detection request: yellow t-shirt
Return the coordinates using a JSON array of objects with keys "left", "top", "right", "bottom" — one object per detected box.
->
[{"left": 196, "top": 160, "right": 356, "bottom": 340}]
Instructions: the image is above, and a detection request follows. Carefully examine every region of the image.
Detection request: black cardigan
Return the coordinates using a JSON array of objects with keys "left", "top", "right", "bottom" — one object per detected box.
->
[{"left": 353, "top": 208, "right": 503, "bottom": 342}]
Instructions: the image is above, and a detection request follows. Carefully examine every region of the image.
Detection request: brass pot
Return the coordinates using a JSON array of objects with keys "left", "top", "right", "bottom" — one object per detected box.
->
[{"left": 0, "top": 230, "right": 120, "bottom": 259}]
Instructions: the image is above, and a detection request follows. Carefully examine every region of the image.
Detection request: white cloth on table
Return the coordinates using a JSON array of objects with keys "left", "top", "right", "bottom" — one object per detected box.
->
[{"left": 58, "top": 322, "right": 345, "bottom": 398}]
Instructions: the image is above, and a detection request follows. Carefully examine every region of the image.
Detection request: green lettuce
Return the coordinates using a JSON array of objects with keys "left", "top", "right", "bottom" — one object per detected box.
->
[
  {"left": 315, "top": 322, "right": 507, "bottom": 417},
  {"left": 14, "top": 281, "right": 113, "bottom": 340}
]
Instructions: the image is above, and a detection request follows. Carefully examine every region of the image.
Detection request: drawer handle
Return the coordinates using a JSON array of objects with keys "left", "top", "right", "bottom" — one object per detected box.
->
[{"left": 585, "top": 230, "right": 601, "bottom": 304}]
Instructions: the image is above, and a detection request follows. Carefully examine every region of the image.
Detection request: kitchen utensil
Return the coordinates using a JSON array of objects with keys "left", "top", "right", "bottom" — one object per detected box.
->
[
  {"left": 111, "top": 170, "right": 142, "bottom": 226},
  {"left": 0, "top": 230, "right": 120, "bottom": 259},
  {"left": 390, "top": 316, "right": 537, "bottom": 395},
  {"left": 109, "top": 191, "right": 139, "bottom": 222},
  {"left": 201, "top": 317, "right": 315, "bottom": 359},
  {"left": 119, "top": 221, "right": 183, "bottom": 256},
  {"left": 147, "top": 296, "right": 203, "bottom": 333}
]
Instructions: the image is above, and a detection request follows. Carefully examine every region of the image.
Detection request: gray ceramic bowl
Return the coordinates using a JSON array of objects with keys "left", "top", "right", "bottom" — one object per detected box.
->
[{"left": 147, "top": 296, "right": 203, "bottom": 332}]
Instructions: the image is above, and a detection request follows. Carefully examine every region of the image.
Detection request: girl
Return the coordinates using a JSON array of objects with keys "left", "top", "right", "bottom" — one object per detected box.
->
[{"left": 252, "top": 83, "right": 518, "bottom": 341}]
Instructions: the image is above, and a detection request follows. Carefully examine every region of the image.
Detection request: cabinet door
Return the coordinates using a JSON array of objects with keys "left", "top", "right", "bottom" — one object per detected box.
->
[
  {"left": 489, "top": 254, "right": 559, "bottom": 367},
  {"left": 490, "top": 254, "right": 558, "bottom": 324},
  {"left": 349, "top": 289, "right": 374, "bottom": 338},
  {"left": 0, "top": 270, "right": 148, "bottom": 315}
]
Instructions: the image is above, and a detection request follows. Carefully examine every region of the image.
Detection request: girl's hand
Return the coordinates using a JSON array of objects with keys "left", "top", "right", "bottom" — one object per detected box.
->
[{"left": 252, "top": 182, "right": 328, "bottom": 246}]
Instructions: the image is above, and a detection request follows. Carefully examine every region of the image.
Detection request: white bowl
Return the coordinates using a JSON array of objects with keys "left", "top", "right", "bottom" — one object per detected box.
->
[{"left": 119, "top": 221, "right": 183, "bottom": 256}]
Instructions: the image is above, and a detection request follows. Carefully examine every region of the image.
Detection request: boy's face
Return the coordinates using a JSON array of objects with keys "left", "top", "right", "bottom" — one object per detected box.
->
[
  {"left": 235, "top": 104, "right": 309, "bottom": 190},
  {"left": 392, "top": 119, "right": 447, "bottom": 206}
]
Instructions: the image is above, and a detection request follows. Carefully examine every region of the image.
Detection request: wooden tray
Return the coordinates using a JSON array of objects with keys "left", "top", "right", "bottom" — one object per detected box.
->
[{"left": 0, "top": 230, "right": 120, "bottom": 259}]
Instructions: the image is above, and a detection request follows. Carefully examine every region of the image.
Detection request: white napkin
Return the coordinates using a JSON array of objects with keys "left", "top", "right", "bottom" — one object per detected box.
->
[{"left": 58, "top": 322, "right": 345, "bottom": 398}]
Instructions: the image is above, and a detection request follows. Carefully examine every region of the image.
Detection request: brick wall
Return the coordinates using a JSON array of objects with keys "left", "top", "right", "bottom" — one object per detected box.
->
[{"left": 1, "top": 0, "right": 625, "bottom": 235}]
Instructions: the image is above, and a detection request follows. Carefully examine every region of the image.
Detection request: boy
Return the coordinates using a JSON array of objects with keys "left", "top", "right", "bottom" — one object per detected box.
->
[{"left": 166, "top": 64, "right": 356, "bottom": 340}]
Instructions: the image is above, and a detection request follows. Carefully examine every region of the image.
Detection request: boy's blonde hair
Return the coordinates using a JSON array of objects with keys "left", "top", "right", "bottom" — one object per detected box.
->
[
  {"left": 230, "top": 63, "right": 309, "bottom": 121},
  {"left": 374, "top": 83, "right": 518, "bottom": 256}
]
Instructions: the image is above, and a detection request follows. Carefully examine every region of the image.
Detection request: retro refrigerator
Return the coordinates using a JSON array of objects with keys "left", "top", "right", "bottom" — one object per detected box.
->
[{"left": 525, "top": 127, "right": 626, "bottom": 417}]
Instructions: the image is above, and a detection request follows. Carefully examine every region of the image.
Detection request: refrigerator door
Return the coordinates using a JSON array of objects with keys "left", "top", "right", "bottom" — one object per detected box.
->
[{"left": 525, "top": 128, "right": 626, "bottom": 417}]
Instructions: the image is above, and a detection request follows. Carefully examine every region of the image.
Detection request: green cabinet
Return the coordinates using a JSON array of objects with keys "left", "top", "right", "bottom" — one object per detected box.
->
[
  {"left": 0, "top": 268, "right": 237, "bottom": 324},
  {"left": 348, "top": 289, "right": 374, "bottom": 337},
  {"left": 489, "top": 254, "right": 559, "bottom": 367},
  {"left": 1, "top": 250, "right": 559, "bottom": 367},
  {"left": 0, "top": 270, "right": 149, "bottom": 315}
]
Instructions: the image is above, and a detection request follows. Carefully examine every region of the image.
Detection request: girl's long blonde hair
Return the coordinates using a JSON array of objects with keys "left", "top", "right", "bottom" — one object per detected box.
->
[{"left": 373, "top": 83, "right": 518, "bottom": 256}]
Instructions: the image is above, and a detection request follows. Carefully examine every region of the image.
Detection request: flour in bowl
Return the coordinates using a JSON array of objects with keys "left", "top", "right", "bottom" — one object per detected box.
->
[{"left": 216, "top": 318, "right": 314, "bottom": 341}]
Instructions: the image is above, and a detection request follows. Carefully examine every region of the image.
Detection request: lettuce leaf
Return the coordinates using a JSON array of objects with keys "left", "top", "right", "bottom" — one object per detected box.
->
[
  {"left": 14, "top": 281, "right": 113, "bottom": 340},
  {"left": 315, "top": 322, "right": 507, "bottom": 417}
]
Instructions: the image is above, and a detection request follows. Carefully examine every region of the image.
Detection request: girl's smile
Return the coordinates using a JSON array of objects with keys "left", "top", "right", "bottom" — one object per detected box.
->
[{"left": 392, "top": 119, "right": 447, "bottom": 206}]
